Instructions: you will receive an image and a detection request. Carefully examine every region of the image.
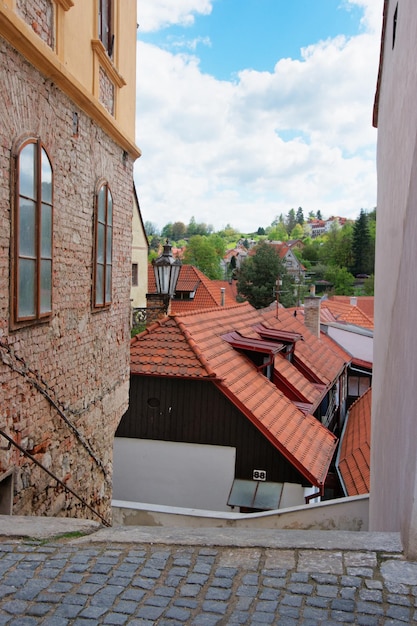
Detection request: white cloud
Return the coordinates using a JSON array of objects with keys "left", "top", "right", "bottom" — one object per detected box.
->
[
  {"left": 137, "top": 0, "right": 213, "bottom": 32},
  {"left": 134, "top": 1, "right": 383, "bottom": 232}
]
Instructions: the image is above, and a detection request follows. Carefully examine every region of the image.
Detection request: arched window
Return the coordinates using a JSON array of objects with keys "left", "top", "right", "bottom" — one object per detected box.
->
[
  {"left": 93, "top": 181, "right": 113, "bottom": 307},
  {"left": 13, "top": 139, "right": 53, "bottom": 324}
]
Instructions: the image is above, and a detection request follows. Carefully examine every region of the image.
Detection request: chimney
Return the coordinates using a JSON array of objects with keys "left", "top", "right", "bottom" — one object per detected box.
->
[
  {"left": 350, "top": 296, "right": 357, "bottom": 306},
  {"left": 304, "top": 295, "right": 321, "bottom": 338},
  {"left": 220, "top": 287, "right": 226, "bottom": 306}
]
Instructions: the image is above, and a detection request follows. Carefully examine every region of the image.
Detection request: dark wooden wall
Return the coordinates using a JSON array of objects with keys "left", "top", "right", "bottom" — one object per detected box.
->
[{"left": 116, "top": 375, "right": 309, "bottom": 486}]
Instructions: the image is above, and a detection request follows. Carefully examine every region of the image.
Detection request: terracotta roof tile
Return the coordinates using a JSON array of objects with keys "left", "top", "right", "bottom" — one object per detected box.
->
[
  {"left": 321, "top": 299, "right": 374, "bottom": 329},
  {"left": 338, "top": 388, "right": 371, "bottom": 495},
  {"left": 130, "top": 318, "right": 213, "bottom": 379},
  {"left": 329, "top": 296, "right": 374, "bottom": 320}
]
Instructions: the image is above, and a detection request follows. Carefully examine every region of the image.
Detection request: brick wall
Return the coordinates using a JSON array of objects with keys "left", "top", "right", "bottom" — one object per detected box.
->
[
  {"left": 0, "top": 39, "right": 134, "bottom": 524},
  {"left": 99, "top": 66, "right": 115, "bottom": 116},
  {"left": 16, "top": 0, "right": 54, "bottom": 49}
]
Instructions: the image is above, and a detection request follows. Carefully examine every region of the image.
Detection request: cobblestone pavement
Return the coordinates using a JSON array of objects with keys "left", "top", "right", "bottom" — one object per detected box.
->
[{"left": 1, "top": 534, "right": 417, "bottom": 625}]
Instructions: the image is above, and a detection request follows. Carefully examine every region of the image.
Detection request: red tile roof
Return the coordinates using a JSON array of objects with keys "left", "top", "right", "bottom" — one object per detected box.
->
[
  {"left": 261, "top": 307, "right": 348, "bottom": 385},
  {"left": 320, "top": 299, "right": 374, "bottom": 330},
  {"left": 130, "top": 302, "right": 346, "bottom": 487},
  {"left": 148, "top": 264, "right": 234, "bottom": 313},
  {"left": 338, "top": 388, "right": 372, "bottom": 496},
  {"left": 328, "top": 296, "right": 374, "bottom": 320}
]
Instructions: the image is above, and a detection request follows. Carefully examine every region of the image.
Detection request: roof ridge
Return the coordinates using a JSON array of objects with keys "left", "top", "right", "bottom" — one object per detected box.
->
[
  {"left": 131, "top": 318, "right": 166, "bottom": 343},
  {"left": 172, "top": 301, "right": 251, "bottom": 320}
]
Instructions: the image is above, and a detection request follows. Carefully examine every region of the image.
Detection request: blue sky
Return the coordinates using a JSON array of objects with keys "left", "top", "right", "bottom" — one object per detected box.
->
[
  {"left": 140, "top": 1, "right": 365, "bottom": 79},
  {"left": 135, "top": 0, "right": 382, "bottom": 233}
]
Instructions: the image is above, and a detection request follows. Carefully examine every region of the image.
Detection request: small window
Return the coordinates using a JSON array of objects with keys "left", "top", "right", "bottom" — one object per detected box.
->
[
  {"left": 93, "top": 182, "right": 113, "bottom": 308},
  {"left": 132, "top": 263, "right": 138, "bottom": 287},
  {"left": 99, "top": 0, "right": 114, "bottom": 57},
  {"left": 13, "top": 139, "right": 53, "bottom": 324}
]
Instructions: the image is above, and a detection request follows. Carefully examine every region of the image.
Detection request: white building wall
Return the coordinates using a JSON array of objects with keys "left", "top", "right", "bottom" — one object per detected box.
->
[
  {"left": 326, "top": 327, "right": 373, "bottom": 363},
  {"left": 371, "top": 0, "right": 417, "bottom": 558},
  {"left": 113, "top": 438, "right": 236, "bottom": 512}
]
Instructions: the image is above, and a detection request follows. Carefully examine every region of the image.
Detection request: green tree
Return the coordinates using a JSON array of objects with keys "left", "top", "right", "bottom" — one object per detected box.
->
[
  {"left": 285, "top": 208, "right": 297, "bottom": 235},
  {"left": 351, "top": 209, "right": 373, "bottom": 276},
  {"left": 290, "top": 223, "right": 304, "bottom": 240},
  {"left": 325, "top": 266, "right": 355, "bottom": 295},
  {"left": 363, "top": 274, "right": 374, "bottom": 295},
  {"left": 267, "top": 222, "right": 288, "bottom": 241},
  {"left": 237, "top": 241, "right": 294, "bottom": 309},
  {"left": 183, "top": 235, "right": 222, "bottom": 280},
  {"left": 296, "top": 207, "right": 304, "bottom": 225},
  {"left": 208, "top": 233, "right": 226, "bottom": 259},
  {"left": 144, "top": 221, "right": 159, "bottom": 236},
  {"left": 171, "top": 221, "right": 187, "bottom": 241},
  {"left": 320, "top": 222, "right": 353, "bottom": 268},
  {"left": 316, "top": 210, "right": 323, "bottom": 220},
  {"left": 257, "top": 227, "right": 265, "bottom": 236},
  {"left": 161, "top": 222, "right": 173, "bottom": 239}
]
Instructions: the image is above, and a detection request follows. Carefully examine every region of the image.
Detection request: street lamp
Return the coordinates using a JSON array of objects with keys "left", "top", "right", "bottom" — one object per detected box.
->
[{"left": 152, "top": 239, "right": 182, "bottom": 304}]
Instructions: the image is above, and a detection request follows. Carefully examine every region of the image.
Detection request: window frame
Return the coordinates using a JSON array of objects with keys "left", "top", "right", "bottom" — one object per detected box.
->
[
  {"left": 11, "top": 138, "right": 54, "bottom": 328},
  {"left": 131, "top": 263, "right": 138, "bottom": 287},
  {"left": 93, "top": 180, "right": 113, "bottom": 309},
  {"left": 98, "top": 0, "right": 114, "bottom": 58}
]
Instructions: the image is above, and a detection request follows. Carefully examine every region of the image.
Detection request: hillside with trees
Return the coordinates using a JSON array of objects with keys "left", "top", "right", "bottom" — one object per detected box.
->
[{"left": 145, "top": 208, "right": 376, "bottom": 303}]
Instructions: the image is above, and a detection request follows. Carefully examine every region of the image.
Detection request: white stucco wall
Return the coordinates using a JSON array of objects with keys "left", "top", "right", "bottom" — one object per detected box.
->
[
  {"left": 130, "top": 193, "right": 148, "bottom": 308},
  {"left": 370, "top": 0, "right": 417, "bottom": 558},
  {"left": 113, "top": 438, "right": 236, "bottom": 511}
]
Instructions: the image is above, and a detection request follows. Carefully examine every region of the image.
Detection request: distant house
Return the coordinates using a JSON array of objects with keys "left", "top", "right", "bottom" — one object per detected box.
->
[
  {"left": 327, "top": 296, "right": 374, "bottom": 322},
  {"left": 147, "top": 264, "right": 235, "bottom": 314},
  {"left": 114, "top": 303, "right": 351, "bottom": 512},
  {"left": 305, "top": 220, "right": 327, "bottom": 238},
  {"left": 266, "top": 242, "right": 306, "bottom": 280}
]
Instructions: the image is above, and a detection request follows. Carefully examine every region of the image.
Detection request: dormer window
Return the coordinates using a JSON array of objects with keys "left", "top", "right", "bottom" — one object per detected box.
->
[
  {"left": 222, "top": 331, "right": 285, "bottom": 380},
  {"left": 253, "top": 324, "right": 302, "bottom": 363}
]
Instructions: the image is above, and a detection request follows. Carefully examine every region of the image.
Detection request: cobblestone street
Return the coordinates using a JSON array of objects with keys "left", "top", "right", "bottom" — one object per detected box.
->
[{"left": 1, "top": 528, "right": 417, "bottom": 625}]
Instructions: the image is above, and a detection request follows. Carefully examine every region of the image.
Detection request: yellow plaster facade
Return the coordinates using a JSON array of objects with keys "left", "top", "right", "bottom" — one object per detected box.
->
[{"left": 0, "top": 0, "right": 140, "bottom": 158}]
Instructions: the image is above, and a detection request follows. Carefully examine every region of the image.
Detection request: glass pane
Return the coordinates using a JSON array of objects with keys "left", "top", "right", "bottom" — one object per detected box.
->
[
  {"left": 19, "top": 143, "right": 35, "bottom": 199},
  {"left": 96, "top": 264, "right": 104, "bottom": 305},
  {"left": 106, "top": 225, "right": 112, "bottom": 262},
  {"left": 105, "top": 265, "right": 112, "bottom": 302},
  {"left": 41, "top": 203, "right": 52, "bottom": 257},
  {"left": 97, "top": 223, "right": 105, "bottom": 263},
  {"left": 40, "top": 259, "right": 52, "bottom": 313},
  {"left": 107, "top": 188, "right": 113, "bottom": 225},
  {"left": 41, "top": 148, "right": 52, "bottom": 203},
  {"left": 359, "top": 377, "right": 370, "bottom": 396},
  {"left": 254, "top": 482, "right": 283, "bottom": 510},
  {"left": 98, "top": 186, "right": 106, "bottom": 222},
  {"left": 19, "top": 199, "right": 36, "bottom": 257},
  {"left": 18, "top": 258, "right": 36, "bottom": 317}
]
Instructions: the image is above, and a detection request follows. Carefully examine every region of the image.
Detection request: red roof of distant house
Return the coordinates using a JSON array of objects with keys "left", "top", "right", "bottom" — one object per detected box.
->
[
  {"left": 320, "top": 299, "right": 374, "bottom": 330},
  {"left": 338, "top": 388, "right": 372, "bottom": 496},
  {"left": 130, "top": 303, "right": 350, "bottom": 487},
  {"left": 148, "top": 264, "right": 234, "bottom": 313},
  {"left": 328, "top": 296, "right": 374, "bottom": 321},
  {"left": 214, "top": 280, "right": 238, "bottom": 302}
]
